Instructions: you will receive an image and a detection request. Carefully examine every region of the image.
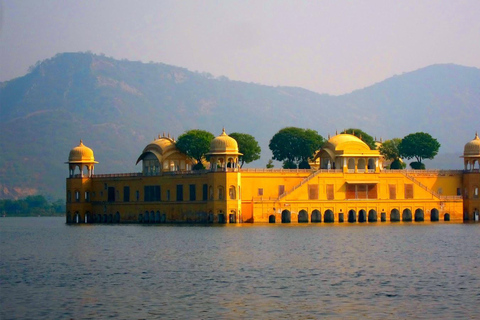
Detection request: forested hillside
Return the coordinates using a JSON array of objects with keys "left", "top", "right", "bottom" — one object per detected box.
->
[{"left": 1, "top": 52, "right": 479, "bottom": 199}]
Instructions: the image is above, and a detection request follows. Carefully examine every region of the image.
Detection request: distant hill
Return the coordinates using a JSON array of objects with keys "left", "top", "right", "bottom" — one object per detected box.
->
[{"left": 1, "top": 52, "right": 479, "bottom": 199}]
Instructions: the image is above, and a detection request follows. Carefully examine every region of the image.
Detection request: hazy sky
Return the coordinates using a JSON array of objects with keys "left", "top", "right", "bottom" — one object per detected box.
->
[{"left": 1, "top": 0, "right": 479, "bottom": 95}]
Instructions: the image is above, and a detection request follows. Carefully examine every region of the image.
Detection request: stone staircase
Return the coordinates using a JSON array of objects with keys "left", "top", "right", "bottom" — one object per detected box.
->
[{"left": 278, "top": 169, "right": 341, "bottom": 200}]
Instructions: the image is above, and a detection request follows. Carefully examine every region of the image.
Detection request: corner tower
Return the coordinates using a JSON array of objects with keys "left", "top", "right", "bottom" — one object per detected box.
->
[
  {"left": 462, "top": 132, "right": 480, "bottom": 221},
  {"left": 65, "top": 140, "right": 97, "bottom": 223},
  {"left": 206, "top": 129, "right": 243, "bottom": 223}
]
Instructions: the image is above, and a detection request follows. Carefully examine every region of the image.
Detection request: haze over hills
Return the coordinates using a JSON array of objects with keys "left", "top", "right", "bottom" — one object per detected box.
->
[{"left": 1, "top": 52, "right": 479, "bottom": 199}]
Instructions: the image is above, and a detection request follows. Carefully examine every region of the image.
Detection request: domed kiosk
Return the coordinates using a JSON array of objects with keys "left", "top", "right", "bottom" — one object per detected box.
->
[
  {"left": 66, "top": 140, "right": 98, "bottom": 178},
  {"left": 136, "top": 133, "right": 195, "bottom": 175},
  {"left": 313, "top": 133, "right": 381, "bottom": 173},
  {"left": 206, "top": 128, "right": 242, "bottom": 171},
  {"left": 462, "top": 132, "right": 480, "bottom": 171},
  {"left": 462, "top": 132, "right": 480, "bottom": 221}
]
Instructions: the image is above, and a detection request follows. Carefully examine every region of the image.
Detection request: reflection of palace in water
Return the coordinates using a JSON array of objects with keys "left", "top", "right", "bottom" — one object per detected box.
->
[{"left": 66, "top": 130, "right": 480, "bottom": 224}]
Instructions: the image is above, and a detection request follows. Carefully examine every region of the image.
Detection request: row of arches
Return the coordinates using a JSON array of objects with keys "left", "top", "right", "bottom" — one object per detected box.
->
[
  {"left": 67, "top": 212, "right": 121, "bottom": 224},
  {"left": 137, "top": 210, "right": 238, "bottom": 224},
  {"left": 138, "top": 211, "right": 167, "bottom": 223},
  {"left": 271, "top": 208, "right": 449, "bottom": 223}
]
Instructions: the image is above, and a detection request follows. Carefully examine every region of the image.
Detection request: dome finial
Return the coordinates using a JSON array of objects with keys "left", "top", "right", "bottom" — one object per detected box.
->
[
  {"left": 336, "top": 130, "right": 338, "bottom": 135},
  {"left": 475, "top": 131, "right": 479, "bottom": 139},
  {"left": 80, "top": 139, "right": 83, "bottom": 145}
]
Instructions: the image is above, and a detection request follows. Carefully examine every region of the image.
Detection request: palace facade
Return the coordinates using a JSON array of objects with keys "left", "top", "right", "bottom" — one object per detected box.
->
[{"left": 66, "top": 130, "right": 480, "bottom": 224}]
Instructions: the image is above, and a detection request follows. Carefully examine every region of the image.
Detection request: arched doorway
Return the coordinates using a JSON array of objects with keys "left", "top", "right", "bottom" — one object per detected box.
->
[
  {"left": 229, "top": 212, "right": 236, "bottom": 223},
  {"left": 155, "top": 211, "right": 161, "bottom": 223},
  {"left": 298, "top": 210, "right": 308, "bottom": 223},
  {"left": 348, "top": 210, "right": 356, "bottom": 223},
  {"left": 402, "top": 209, "right": 412, "bottom": 222},
  {"left": 390, "top": 209, "right": 400, "bottom": 222},
  {"left": 138, "top": 213, "right": 143, "bottom": 223},
  {"left": 414, "top": 209, "right": 424, "bottom": 222},
  {"left": 444, "top": 213, "right": 450, "bottom": 221},
  {"left": 269, "top": 215, "right": 276, "bottom": 223},
  {"left": 144, "top": 211, "right": 149, "bottom": 223},
  {"left": 218, "top": 213, "right": 226, "bottom": 223},
  {"left": 74, "top": 212, "right": 81, "bottom": 223},
  {"left": 358, "top": 210, "right": 366, "bottom": 223},
  {"left": 311, "top": 210, "right": 321, "bottom": 223},
  {"left": 114, "top": 212, "right": 120, "bottom": 223},
  {"left": 150, "top": 211, "right": 155, "bottom": 223},
  {"left": 198, "top": 212, "right": 207, "bottom": 223},
  {"left": 368, "top": 209, "right": 377, "bottom": 222},
  {"left": 324, "top": 210, "right": 334, "bottom": 223},
  {"left": 431, "top": 208, "right": 439, "bottom": 222},
  {"left": 281, "top": 210, "right": 291, "bottom": 223}
]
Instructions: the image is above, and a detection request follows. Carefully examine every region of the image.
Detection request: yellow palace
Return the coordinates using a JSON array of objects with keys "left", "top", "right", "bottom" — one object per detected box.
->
[{"left": 66, "top": 130, "right": 480, "bottom": 224}]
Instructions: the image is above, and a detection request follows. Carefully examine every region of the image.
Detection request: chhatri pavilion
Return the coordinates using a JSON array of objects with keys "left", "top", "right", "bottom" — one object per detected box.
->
[{"left": 66, "top": 130, "right": 480, "bottom": 224}]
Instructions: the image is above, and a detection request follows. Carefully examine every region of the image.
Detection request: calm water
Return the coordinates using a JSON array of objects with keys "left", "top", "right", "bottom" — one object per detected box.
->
[{"left": 1, "top": 218, "right": 479, "bottom": 319}]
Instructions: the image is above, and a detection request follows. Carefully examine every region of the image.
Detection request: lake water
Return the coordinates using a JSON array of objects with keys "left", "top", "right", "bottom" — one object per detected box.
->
[{"left": 1, "top": 217, "right": 479, "bottom": 319}]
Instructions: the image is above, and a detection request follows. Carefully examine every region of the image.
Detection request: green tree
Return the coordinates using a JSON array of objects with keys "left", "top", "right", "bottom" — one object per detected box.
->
[
  {"left": 229, "top": 132, "right": 261, "bottom": 168},
  {"left": 176, "top": 129, "right": 214, "bottom": 170},
  {"left": 399, "top": 132, "right": 440, "bottom": 168},
  {"left": 344, "top": 128, "right": 377, "bottom": 149},
  {"left": 269, "top": 127, "right": 324, "bottom": 169},
  {"left": 266, "top": 159, "right": 274, "bottom": 168},
  {"left": 379, "top": 138, "right": 406, "bottom": 169}
]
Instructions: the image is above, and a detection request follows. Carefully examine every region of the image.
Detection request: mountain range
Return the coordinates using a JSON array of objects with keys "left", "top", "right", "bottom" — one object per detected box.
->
[{"left": 1, "top": 52, "right": 479, "bottom": 199}]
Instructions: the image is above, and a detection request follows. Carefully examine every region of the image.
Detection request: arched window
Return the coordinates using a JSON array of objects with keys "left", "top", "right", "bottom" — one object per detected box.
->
[
  {"left": 357, "top": 159, "right": 366, "bottom": 172},
  {"left": 348, "top": 158, "right": 355, "bottom": 172},
  {"left": 218, "top": 186, "right": 224, "bottom": 200},
  {"left": 229, "top": 186, "right": 236, "bottom": 199}
]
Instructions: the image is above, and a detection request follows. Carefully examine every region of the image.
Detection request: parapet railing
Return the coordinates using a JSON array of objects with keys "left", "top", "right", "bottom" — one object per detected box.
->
[
  {"left": 382, "top": 169, "right": 463, "bottom": 175},
  {"left": 240, "top": 168, "right": 313, "bottom": 173},
  {"left": 240, "top": 168, "right": 342, "bottom": 174},
  {"left": 91, "top": 173, "right": 143, "bottom": 178}
]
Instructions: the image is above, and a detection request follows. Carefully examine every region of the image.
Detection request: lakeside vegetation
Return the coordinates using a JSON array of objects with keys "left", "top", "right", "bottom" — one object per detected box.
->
[{"left": 0, "top": 195, "right": 65, "bottom": 217}]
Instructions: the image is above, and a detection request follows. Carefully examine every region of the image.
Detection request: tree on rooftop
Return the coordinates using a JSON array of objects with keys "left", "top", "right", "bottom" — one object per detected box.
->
[
  {"left": 379, "top": 138, "right": 405, "bottom": 169},
  {"left": 229, "top": 132, "right": 261, "bottom": 168},
  {"left": 269, "top": 127, "right": 324, "bottom": 169},
  {"left": 176, "top": 129, "right": 214, "bottom": 170},
  {"left": 399, "top": 132, "right": 440, "bottom": 169}
]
